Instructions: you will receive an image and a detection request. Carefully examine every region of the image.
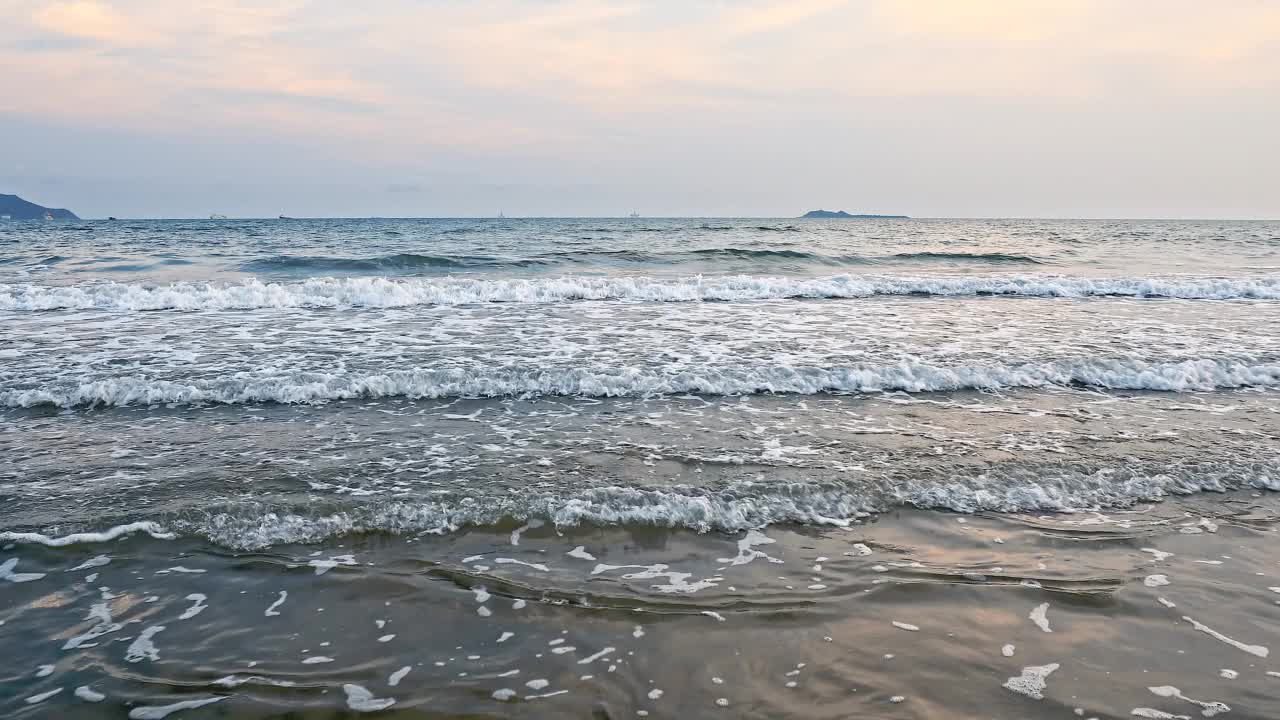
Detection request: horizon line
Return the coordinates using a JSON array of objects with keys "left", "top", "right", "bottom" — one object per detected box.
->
[{"left": 28, "top": 215, "right": 1280, "bottom": 222}]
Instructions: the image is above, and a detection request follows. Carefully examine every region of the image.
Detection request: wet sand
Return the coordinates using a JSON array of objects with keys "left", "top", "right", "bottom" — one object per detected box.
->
[{"left": 5, "top": 493, "right": 1279, "bottom": 719}]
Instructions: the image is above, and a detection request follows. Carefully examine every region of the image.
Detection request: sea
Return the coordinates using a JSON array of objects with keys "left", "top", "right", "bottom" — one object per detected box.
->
[{"left": 2, "top": 217, "right": 1279, "bottom": 719}]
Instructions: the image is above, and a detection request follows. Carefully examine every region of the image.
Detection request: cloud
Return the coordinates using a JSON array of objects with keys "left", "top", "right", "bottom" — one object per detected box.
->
[
  {"left": 721, "top": 0, "right": 849, "bottom": 37},
  {"left": 863, "top": 0, "right": 1280, "bottom": 94},
  {"left": 31, "top": 1, "right": 141, "bottom": 44},
  {"left": 10, "top": 0, "right": 1279, "bottom": 127},
  {"left": 3, "top": 0, "right": 1277, "bottom": 217}
]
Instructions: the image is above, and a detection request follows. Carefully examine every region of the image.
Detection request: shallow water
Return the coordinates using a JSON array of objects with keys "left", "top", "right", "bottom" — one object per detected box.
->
[
  {"left": 2, "top": 217, "right": 1279, "bottom": 717},
  {"left": 4, "top": 502, "right": 1280, "bottom": 718}
]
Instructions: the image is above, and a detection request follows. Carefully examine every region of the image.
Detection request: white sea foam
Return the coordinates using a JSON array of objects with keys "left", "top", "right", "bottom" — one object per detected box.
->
[
  {"left": 717, "top": 530, "right": 784, "bottom": 566},
  {"left": 25, "top": 688, "right": 62, "bottom": 704},
  {"left": 125, "top": 625, "right": 165, "bottom": 662},
  {"left": 592, "top": 562, "right": 721, "bottom": 593},
  {"left": 179, "top": 594, "right": 208, "bottom": 620},
  {"left": 0, "top": 521, "right": 174, "bottom": 545},
  {"left": 74, "top": 685, "right": 105, "bottom": 702},
  {"left": 4, "top": 274, "right": 1278, "bottom": 312},
  {"left": 0, "top": 558, "right": 45, "bottom": 583},
  {"left": 308, "top": 554, "right": 356, "bottom": 575},
  {"left": 264, "top": 591, "right": 287, "bottom": 616},
  {"left": 1029, "top": 603, "right": 1053, "bottom": 633},
  {"left": 211, "top": 675, "right": 297, "bottom": 688},
  {"left": 345, "top": 681, "right": 394, "bottom": 707},
  {"left": 63, "top": 601, "right": 122, "bottom": 649},
  {"left": 579, "top": 647, "right": 616, "bottom": 664},
  {"left": 1181, "top": 616, "right": 1269, "bottom": 657},
  {"left": 67, "top": 555, "right": 111, "bottom": 572},
  {"left": 128, "top": 697, "right": 226, "bottom": 719},
  {"left": 1148, "top": 685, "right": 1230, "bottom": 717},
  {"left": 1131, "top": 709, "right": 1192, "bottom": 720},
  {"left": 567, "top": 546, "right": 597, "bottom": 561},
  {"left": 9, "top": 357, "right": 1279, "bottom": 408},
  {"left": 1003, "top": 663, "right": 1060, "bottom": 699},
  {"left": 494, "top": 558, "right": 550, "bottom": 572}
]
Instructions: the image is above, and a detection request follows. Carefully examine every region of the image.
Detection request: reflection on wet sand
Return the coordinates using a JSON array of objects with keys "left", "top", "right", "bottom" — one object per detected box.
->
[{"left": 4, "top": 496, "right": 1278, "bottom": 718}]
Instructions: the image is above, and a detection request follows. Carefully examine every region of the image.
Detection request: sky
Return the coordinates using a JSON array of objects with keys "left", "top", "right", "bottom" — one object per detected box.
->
[{"left": 2, "top": 0, "right": 1278, "bottom": 219}]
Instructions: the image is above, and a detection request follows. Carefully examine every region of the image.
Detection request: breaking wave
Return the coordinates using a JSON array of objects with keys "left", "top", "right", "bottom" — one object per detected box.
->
[
  {"left": 239, "top": 253, "right": 545, "bottom": 272},
  {"left": 5, "top": 358, "right": 1278, "bottom": 408},
  {"left": 3, "top": 274, "right": 1278, "bottom": 311},
  {"left": 890, "top": 251, "right": 1046, "bottom": 264},
  {"left": 687, "top": 247, "right": 860, "bottom": 262},
  {"left": 4, "top": 459, "right": 1276, "bottom": 551}
]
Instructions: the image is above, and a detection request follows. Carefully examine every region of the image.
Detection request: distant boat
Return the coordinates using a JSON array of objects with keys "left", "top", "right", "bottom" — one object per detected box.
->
[
  {"left": 629, "top": 211, "right": 640, "bottom": 218},
  {"left": 209, "top": 213, "right": 228, "bottom": 220},
  {"left": 108, "top": 216, "right": 118, "bottom": 221},
  {"left": 43, "top": 210, "right": 54, "bottom": 221},
  {"left": 279, "top": 214, "right": 293, "bottom": 220},
  {"left": 0, "top": 215, "right": 10, "bottom": 221},
  {"left": 498, "top": 211, "right": 505, "bottom": 219}
]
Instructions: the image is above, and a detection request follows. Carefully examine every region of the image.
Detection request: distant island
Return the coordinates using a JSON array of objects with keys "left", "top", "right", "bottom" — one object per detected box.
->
[
  {"left": 0, "top": 193, "right": 79, "bottom": 220},
  {"left": 801, "top": 209, "right": 908, "bottom": 219}
]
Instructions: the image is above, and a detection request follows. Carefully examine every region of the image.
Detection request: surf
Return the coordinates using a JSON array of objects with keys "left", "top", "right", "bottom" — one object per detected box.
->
[{"left": 3, "top": 273, "right": 1278, "bottom": 311}]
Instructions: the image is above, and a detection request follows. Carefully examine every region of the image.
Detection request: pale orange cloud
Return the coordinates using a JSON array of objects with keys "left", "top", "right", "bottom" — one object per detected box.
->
[
  {"left": 722, "top": 0, "right": 849, "bottom": 37},
  {"left": 871, "top": 0, "right": 1088, "bottom": 42},
  {"left": 31, "top": 0, "right": 143, "bottom": 43},
  {"left": 4, "top": 0, "right": 1278, "bottom": 151}
]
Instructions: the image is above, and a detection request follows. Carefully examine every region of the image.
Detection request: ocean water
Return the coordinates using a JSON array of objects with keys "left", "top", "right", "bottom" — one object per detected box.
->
[{"left": 2, "top": 217, "right": 1280, "bottom": 718}]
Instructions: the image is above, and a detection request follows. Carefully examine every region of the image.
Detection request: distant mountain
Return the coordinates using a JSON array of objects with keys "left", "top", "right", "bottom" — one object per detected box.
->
[
  {"left": 801, "top": 209, "right": 908, "bottom": 219},
  {"left": 0, "top": 193, "right": 79, "bottom": 220}
]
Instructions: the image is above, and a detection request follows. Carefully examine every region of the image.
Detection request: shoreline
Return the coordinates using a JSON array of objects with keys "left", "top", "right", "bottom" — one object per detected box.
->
[{"left": 4, "top": 497, "right": 1278, "bottom": 718}]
